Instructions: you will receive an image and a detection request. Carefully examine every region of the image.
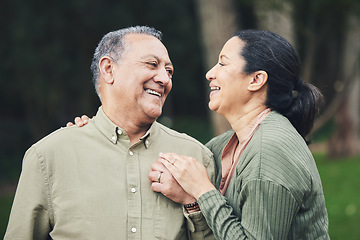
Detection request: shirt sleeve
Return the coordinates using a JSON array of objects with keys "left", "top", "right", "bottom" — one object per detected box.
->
[
  {"left": 198, "top": 179, "right": 300, "bottom": 240},
  {"left": 184, "top": 148, "right": 216, "bottom": 240},
  {"left": 184, "top": 208, "right": 215, "bottom": 240},
  {"left": 4, "top": 146, "right": 52, "bottom": 240}
]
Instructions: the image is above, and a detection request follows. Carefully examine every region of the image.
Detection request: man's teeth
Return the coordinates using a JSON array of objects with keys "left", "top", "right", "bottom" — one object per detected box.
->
[
  {"left": 146, "top": 89, "right": 162, "bottom": 97},
  {"left": 211, "top": 87, "right": 220, "bottom": 91}
]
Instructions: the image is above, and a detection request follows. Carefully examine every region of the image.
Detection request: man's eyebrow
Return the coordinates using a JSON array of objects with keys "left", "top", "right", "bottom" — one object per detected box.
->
[
  {"left": 142, "top": 55, "right": 173, "bottom": 67},
  {"left": 165, "top": 61, "right": 173, "bottom": 68}
]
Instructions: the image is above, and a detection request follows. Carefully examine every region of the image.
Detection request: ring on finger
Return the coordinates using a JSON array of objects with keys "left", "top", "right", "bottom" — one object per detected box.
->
[{"left": 157, "top": 171, "right": 163, "bottom": 183}]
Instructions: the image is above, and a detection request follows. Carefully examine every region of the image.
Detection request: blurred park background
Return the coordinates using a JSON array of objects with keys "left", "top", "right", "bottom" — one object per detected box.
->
[{"left": 1, "top": 0, "right": 360, "bottom": 238}]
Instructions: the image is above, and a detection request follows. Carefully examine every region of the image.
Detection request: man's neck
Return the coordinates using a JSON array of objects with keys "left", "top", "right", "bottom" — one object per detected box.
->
[{"left": 102, "top": 106, "right": 153, "bottom": 145}]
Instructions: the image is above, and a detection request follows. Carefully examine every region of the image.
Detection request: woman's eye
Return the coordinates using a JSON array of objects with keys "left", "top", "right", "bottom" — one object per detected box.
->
[{"left": 219, "top": 62, "right": 225, "bottom": 66}]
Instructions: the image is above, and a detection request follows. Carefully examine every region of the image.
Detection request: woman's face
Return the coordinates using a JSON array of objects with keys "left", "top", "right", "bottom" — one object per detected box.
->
[{"left": 206, "top": 37, "right": 254, "bottom": 117}]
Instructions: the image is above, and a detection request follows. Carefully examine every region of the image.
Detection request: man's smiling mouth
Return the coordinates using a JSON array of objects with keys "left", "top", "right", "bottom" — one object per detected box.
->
[
  {"left": 210, "top": 87, "right": 220, "bottom": 91},
  {"left": 145, "top": 89, "right": 162, "bottom": 97}
]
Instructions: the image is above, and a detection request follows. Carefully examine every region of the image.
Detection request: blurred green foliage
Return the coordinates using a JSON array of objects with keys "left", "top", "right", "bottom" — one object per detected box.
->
[
  {"left": 0, "top": 196, "right": 13, "bottom": 238},
  {"left": 0, "top": 0, "right": 209, "bottom": 181}
]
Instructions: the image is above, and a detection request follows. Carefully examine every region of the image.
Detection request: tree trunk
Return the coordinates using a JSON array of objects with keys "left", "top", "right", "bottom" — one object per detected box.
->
[
  {"left": 195, "top": 0, "right": 237, "bottom": 136},
  {"left": 254, "top": 0, "right": 295, "bottom": 46},
  {"left": 328, "top": 14, "right": 360, "bottom": 158}
]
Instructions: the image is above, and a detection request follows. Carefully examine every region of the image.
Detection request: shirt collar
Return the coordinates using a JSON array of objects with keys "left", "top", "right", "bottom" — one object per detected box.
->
[{"left": 94, "top": 106, "right": 159, "bottom": 148}]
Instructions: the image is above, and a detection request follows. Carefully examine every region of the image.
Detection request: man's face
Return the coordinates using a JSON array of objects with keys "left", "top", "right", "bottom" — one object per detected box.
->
[{"left": 110, "top": 34, "right": 173, "bottom": 124}]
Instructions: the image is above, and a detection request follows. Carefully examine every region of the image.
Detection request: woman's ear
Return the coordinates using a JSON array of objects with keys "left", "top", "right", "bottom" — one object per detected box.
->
[
  {"left": 248, "top": 71, "right": 268, "bottom": 91},
  {"left": 99, "top": 56, "right": 114, "bottom": 84}
]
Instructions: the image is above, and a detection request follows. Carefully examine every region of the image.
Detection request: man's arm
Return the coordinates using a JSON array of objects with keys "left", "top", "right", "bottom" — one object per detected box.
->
[{"left": 4, "top": 147, "right": 52, "bottom": 239}]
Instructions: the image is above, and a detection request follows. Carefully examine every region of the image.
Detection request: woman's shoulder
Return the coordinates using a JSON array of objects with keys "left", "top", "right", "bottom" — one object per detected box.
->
[
  {"left": 243, "top": 112, "right": 314, "bottom": 192},
  {"left": 258, "top": 111, "right": 306, "bottom": 147},
  {"left": 206, "top": 130, "right": 234, "bottom": 153}
]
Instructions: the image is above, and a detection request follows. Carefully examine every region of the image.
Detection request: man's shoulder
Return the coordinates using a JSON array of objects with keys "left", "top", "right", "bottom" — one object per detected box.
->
[
  {"left": 156, "top": 122, "right": 204, "bottom": 146},
  {"left": 155, "top": 122, "right": 213, "bottom": 157},
  {"left": 33, "top": 121, "right": 97, "bottom": 150}
]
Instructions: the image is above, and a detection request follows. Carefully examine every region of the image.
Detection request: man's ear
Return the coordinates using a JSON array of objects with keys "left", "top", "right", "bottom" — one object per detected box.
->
[
  {"left": 248, "top": 70, "right": 268, "bottom": 91},
  {"left": 99, "top": 56, "right": 114, "bottom": 84}
]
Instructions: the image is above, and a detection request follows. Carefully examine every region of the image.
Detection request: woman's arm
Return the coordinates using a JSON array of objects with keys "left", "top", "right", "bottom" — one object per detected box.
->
[{"left": 159, "top": 152, "right": 299, "bottom": 240}]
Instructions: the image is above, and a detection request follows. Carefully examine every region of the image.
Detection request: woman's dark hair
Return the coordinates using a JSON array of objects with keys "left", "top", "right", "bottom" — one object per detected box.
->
[{"left": 234, "top": 30, "right": 324, "bottom": 141}]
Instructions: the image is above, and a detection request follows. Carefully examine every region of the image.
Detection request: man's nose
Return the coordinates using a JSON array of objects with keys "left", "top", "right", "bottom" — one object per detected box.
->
[{"left": 154, "top": 68, "right": 171, "bottom": 85}]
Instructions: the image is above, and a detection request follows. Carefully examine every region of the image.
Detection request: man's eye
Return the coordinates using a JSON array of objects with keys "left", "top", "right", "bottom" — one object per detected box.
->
[
  {"left": 167, "top": 69, "right": 174, "bottom": 76},
  {"left": 147, "top": 62, "right": 158, "bottom": 67},
  {"left": 219, "top": 62, "right": 225, "bottom": 66}
]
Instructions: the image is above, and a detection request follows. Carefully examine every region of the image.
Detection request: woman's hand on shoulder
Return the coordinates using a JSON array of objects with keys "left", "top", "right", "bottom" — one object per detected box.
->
[{"left": 66, "top": 115, "right": 90, "bottom": 127}]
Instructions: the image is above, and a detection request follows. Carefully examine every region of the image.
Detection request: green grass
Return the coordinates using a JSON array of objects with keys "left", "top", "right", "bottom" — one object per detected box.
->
[
  {"left": 1, "top": 153, "right": 359, "bottom": 239},
  {"left": 314, "top": 153, "right": 360, "bottom": 239}
]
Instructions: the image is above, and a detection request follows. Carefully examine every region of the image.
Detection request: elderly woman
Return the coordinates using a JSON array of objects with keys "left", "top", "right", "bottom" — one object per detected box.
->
[{"left": 154, "top": 30, "right": 329, "bottom": 239}]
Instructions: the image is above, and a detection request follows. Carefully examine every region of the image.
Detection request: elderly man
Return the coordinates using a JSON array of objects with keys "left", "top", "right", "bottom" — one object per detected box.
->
[{"left": 5, "top": 26, "right": 214, "bottom": 239}]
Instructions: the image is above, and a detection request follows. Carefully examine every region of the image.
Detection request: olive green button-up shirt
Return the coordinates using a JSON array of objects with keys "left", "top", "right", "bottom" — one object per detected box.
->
[{"left": 5, "top": 107, "right": 215, "bottom": 240}]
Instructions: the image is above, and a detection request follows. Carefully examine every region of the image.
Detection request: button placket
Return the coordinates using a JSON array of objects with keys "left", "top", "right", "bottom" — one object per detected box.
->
[{"left": 127, "top": 146, "right": 141, "bottom": 238}]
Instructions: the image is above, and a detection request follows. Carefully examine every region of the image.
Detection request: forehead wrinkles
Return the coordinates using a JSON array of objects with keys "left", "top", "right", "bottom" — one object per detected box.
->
[{"left": 122, "top": 34, "right": 171, "bottom": 64}]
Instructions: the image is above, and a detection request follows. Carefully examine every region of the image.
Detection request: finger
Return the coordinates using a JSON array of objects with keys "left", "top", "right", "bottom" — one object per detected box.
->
[
  {"left": 66, "top": 122, "right": 74, "bottom": 127},
  {"left": 74, "top": 117, "right": 84, "bottom": 127},
  {"left": 150, "top": 182, "right": 163, "bottom": 193},
  {"left": 81, "top": 115, "right": 90, "bottom": 124},
  {"left": 151, "top": 161, "right": 166, "bottom": 172},
  {"left": 160, "top": 158, "right": 178, "bottom": 175},
  {"left": 159, "top": 152, "right": 178, "bottom": 165},
  {"left": 148, "top": 170, "right": 162, "bottom": 183}
]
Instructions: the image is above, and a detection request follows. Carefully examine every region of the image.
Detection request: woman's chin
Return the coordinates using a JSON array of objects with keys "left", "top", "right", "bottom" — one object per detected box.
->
[{"left": 208, "top": 102, "right": 219, "bottom": 112}]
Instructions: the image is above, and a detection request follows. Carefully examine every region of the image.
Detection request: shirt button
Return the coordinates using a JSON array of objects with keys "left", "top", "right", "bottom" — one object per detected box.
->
[
  {"left": 131, "top": 187, "right": 136, "bottom": 193},
  {"left": 131, "top": 227, "right": 136, "bottom": 233},
  {"left": 129, "top": 150, "right": 134, "bottom": 156},
  {"left": 111, "top": 135, "right": 116, "bottom": 141},
  {"left": 117, "top": 129, "right": 123, "bottom": 135},
  {"left": 145, "top": 140, "right": 149, "bottom": 145}
]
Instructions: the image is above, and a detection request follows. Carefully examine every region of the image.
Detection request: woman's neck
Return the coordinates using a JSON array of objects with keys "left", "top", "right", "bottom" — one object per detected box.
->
[{"left": 227, "top": 105, "right": 268, "bottom": 140}]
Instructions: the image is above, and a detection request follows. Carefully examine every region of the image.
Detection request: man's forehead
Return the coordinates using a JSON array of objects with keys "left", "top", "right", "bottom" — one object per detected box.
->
[{"left": 124, "top": 34, "right": 172, "bottom": 63}]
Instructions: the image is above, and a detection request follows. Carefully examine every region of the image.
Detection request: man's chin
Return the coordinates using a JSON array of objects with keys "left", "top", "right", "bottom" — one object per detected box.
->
[{"left": 145, "top": 109, "right": 162, "bottom": 122}]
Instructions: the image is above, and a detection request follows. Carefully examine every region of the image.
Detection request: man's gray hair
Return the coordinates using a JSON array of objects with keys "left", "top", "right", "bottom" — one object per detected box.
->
[{"left": 90, "top": 26, "right": 163, "bottom": 97}]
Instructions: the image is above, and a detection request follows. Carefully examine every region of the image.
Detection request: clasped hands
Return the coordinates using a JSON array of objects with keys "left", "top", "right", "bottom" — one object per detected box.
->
[{"left": 148, "top": 152, "right": 215, "bottom": 206}]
